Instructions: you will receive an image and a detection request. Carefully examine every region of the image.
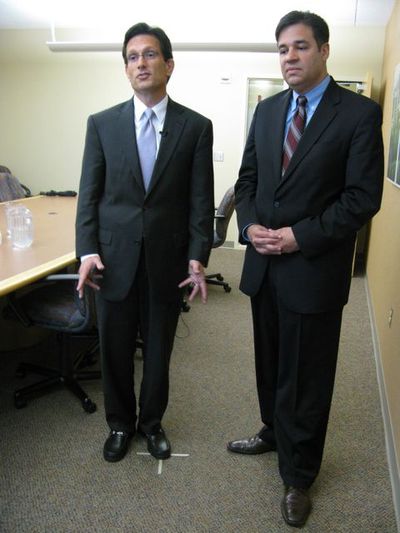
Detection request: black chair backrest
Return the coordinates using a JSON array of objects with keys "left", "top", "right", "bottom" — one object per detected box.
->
[
  {"left": 5, "top": 275, "right": 96, "bottom": 334},
  {"left": 0, "top": 172, "right": 28, "bottom": 201},
  {"left": 214, "top": 186, "right": 235, "bottom": 248}
]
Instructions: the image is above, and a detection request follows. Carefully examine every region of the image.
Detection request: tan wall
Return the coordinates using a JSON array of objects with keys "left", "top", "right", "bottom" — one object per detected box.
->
[
  {"left": 367, "top": 1, "right": 400, "bottom": 483},
  {"left": 0, "top": 26, "right": 385, "bottom": 247}
]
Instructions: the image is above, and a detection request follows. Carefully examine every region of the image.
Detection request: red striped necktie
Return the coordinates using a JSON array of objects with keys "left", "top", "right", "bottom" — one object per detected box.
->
[{"left": 282, "top": 95, "right": 307, "bottom": 176}]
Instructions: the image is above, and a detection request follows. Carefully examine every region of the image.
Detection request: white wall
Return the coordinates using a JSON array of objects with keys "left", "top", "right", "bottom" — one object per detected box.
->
[{"left": 0, "top": 26, "right": 386, "bottom": 246}]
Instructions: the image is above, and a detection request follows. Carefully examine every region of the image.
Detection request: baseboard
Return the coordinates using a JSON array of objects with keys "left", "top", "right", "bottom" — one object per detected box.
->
[{"left": 364, "top": 276, "right": 400, "bottom": 531}]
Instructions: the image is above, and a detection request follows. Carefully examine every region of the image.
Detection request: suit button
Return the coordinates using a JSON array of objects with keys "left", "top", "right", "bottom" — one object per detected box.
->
[{"left": 273, "top": 201, "right": 280, "bottom": 208}]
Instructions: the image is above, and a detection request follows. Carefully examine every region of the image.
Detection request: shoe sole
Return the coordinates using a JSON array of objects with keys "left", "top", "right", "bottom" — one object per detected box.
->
[
  {"left": 103, "top": 451, "right": 127, "bottom": 462},
  {"left": 147, "top": 446, "right": 171, "bottom": 460},
  {"left": 280, "top": 499, "right": 311, "bottom": 528},
  {"left": 226, "top": 444, "right": 276, "bottom": 454}
]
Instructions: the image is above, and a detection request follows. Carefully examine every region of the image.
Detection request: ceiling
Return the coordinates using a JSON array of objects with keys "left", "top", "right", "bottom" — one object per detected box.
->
[{"left": 0, "top": 0, "right": 395, "bottom": 44}]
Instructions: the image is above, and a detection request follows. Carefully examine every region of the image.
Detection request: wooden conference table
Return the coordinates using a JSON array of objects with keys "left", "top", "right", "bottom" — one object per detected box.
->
[{"left": 0, "top": 195, "right": 77, "bottom": 297}]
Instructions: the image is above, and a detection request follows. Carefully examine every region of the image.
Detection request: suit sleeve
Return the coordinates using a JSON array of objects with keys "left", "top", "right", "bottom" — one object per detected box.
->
[
  {"left": 75, "top": 115, "right": 105, "bottom": 259},
  {"left": 293, "top": 103, "right": 384, "bottom": 258},
  {"left": 187, "top": 118, "right": 215, "bottom": 266},
  {"left": 235, "top": 106, "right": 260, "bottom": 243}
]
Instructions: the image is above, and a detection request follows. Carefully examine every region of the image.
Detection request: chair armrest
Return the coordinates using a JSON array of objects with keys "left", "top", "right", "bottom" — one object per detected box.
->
[
  {"left": 45, "top": 273, "right": 102, "bottom": 284},
  {"left": 44, "top": 274, "right": 79, "bottom": 281}
]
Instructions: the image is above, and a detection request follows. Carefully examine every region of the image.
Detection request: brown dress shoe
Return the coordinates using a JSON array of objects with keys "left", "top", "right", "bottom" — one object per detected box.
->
[
  {"left": 227, "top": 433, "right": 276, "bottom": 454},
  {"left": 281, "top": 485, "right": 311, "bottom": 528}
]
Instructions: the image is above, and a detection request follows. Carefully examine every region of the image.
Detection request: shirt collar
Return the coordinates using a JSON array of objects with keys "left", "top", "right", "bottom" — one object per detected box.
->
[
  {"left": 134, "top": 94, "right": 168, "bottom": 124},
  {"left": 291, "top": 74, "right": 331, "bottom": 110}
]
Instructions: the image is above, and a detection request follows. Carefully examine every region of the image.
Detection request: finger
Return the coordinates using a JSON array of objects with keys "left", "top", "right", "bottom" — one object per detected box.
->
[
  {"left": 178, "top": 276, "right": 192, "bottom": 288},
  {"left": 187, "top": 284, "right": 199, "bottom": 302},
  {"left": 85, "top": 280, "right": 101, "bottom": 291},
  {"left": 199, "top": 282, "right": 208, "bottom": 303}
]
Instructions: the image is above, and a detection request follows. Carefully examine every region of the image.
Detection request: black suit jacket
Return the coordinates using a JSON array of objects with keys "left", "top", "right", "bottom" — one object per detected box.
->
[
  {"left": 235, "top": 78, "right": 383, "bottom": 313},
  {"left": 76, "top": 97, "right": 214, "bottom": 302}
]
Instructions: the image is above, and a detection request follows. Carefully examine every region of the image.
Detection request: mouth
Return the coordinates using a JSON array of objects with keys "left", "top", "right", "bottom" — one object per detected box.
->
[
  {"left": 286, "top": 67, "right": 301, "bottom": 76},
  {"left": 137, "top": 72, "right": 151, "bottom": 80}
]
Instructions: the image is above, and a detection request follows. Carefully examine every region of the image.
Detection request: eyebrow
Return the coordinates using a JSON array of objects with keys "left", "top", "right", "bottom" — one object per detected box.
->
[
  {"left": 278, "top": 39, "right": 309, "bottom": 48},
  {"left": 127, "top": 46, "right": 158, "bottom": 54}
]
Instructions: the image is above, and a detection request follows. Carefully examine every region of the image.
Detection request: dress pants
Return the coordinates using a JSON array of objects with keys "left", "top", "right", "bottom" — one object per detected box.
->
[
  {"left": 95, "top": 251, "right": 181, "bottom": 435},
  {"left": 251, "top": 263, "right": 343, "bottom": 488}
]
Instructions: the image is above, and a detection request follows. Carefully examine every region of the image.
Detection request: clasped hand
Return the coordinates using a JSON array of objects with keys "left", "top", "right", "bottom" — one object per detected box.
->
[{"left": 247, "top": 224, "right": 299, "bottom": 255}]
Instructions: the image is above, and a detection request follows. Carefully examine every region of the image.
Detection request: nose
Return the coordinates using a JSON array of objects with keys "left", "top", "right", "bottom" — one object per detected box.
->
[
  {"left": 286, "top": 47, "right": 298, "bottom": 61},
  {"left": 137, "top": 55, "right": 146, "bottom": 67}
]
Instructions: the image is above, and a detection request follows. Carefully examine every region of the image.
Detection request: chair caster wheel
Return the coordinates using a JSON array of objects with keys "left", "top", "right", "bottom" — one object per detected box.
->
[
  {"left": 82, "top": 398, "right": 97, "bottom": 413},
  {"left": 15, "top": 395, "right": 27, "bottom": 409},
  {"left": 216, "top": 274, "right": 224, "bottom": 281},
  {"left": 224, "top": 286, "right": 232, "bottom": 293}
]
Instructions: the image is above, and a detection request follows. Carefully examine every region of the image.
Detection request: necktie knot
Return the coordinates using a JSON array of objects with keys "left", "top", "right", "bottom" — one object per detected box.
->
[
  {"left": 297, "top": 95, "right": 307, "bottom": 108},
  {"left": 143, "top": 108, "right": 154, "bottom": 122}
]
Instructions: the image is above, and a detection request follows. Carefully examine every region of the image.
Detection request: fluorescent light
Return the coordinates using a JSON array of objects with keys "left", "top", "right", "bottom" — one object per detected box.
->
[{"left": 46, "top": 41, "right": 277, "bottom": 53}]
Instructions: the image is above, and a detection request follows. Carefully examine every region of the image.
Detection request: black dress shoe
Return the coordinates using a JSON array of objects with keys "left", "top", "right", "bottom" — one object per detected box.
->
[
  {"left": 103, "top": 430, "right": 132, "bottom": 462},
  {"left": 227, "top": 432, "right": 276, "bottom": 454},
  {"left": 144, "top": 428, "right": 171, "bottom": 459},
  {"left": 281, "top": 486, "right": 311, "bottom": 528}
]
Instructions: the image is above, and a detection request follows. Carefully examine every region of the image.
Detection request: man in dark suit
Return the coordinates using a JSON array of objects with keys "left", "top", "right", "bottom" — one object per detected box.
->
[
  {"left": 76, "top": 23, "right": 214, "bottom": 463},
  {"left": 227, "top": 11, "right": 383, "bottom": 528}
]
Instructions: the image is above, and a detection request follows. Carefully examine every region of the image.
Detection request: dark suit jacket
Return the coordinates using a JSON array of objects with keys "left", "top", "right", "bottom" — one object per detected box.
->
[
  {"left": 235, "top": 78, "right": 383, "bottom": 313},
  {"left": 76, "top": 97, "right": 214, "bottom": 302}
]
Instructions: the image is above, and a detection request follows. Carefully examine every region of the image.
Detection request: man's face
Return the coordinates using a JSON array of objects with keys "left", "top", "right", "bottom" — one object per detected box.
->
[
  {"left": 277, "top": 23, "right": 329, "bottom": 94},
  {"left": 125, "top": 34, "right": 174, "bottom": 102}
]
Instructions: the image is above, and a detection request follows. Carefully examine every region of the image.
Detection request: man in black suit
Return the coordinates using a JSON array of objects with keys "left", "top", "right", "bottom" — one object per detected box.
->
[
  {"left": 227, "top": 11, "right": 383, "bottom": 527},
  {"left": 76, "top": 23, "right": 214, "bottom": 463}
]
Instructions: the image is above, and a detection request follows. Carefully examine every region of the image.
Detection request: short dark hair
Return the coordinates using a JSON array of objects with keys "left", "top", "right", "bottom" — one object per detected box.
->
[
  {"left": 275, "top": 11, "right": 329, "bottom": 48},
  {"left": 122, "top": 22, "right": 173, "bottom": 65}
]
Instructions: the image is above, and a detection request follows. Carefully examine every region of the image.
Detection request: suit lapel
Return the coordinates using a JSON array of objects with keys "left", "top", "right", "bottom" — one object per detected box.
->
[
  {"left": 146, "top": 99, "right": 186, "bottom": 195},
  {"left": 270, "top": 90, "right": 291, "bottom": 184},
  {"left": 118, "top": 98, "right": 144, "bottom": 190},
  {"left": 280, "top": 80, "right": 340, "bottom": 183}
]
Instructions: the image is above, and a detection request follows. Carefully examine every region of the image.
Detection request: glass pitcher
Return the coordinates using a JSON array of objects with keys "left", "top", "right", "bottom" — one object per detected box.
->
[{"left": 8, "top": 204, "right": 34, "bottom": 249}]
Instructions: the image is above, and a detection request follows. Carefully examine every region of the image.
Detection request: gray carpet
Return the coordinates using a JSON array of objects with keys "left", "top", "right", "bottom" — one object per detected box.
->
[{"left": 0, "top": 248, "right": 397, "bottom": 532}]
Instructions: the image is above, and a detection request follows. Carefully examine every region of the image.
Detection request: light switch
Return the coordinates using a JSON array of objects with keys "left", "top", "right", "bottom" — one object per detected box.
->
[{"left": 213, "top": 151, "right": 224, "bottom": 162}]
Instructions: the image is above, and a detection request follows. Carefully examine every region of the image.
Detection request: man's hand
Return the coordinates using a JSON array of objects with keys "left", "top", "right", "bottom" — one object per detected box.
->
[
  {"left": 247, "top": 224, "right": 299, "bottom": 255},
  {"left": 178, "top": 259, "right": 207, "bottom": 303},
  {"left": 76, "top": 255, "right": 105, "bottom": 299},
  {"left": 277, "top": 226, "right": 299, "bottom": 253}
]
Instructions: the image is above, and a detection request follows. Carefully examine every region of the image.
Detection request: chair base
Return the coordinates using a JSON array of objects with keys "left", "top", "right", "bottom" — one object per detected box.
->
[
  {"left": 206, "top": 273, "right": 232, "bottom": 293},
  {"left": 14, "top": 336, "right": 101, "bottom": 413}
]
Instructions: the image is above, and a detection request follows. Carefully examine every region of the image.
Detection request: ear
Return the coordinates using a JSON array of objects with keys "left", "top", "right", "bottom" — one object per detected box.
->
[
  {"left": 166, "top": 58, "right": 175, "bottom": 77},
  {"left": 321, "top": 42, "right": 330, "bottom": 61}
]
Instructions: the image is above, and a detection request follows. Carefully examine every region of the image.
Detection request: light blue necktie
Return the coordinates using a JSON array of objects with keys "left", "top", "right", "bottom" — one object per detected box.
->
[{"left": 137, "top": 108, "right": 156, "bottom": 190}]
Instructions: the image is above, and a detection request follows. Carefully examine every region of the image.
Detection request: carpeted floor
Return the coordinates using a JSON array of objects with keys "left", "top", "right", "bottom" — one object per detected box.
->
[{"left": 0, "top": 248, "right": 397, "bottom": 532}]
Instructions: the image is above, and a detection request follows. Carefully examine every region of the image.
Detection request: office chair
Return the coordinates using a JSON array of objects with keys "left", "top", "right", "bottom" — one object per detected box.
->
[
  {"left": 5, "top": 274, "right": 101, "bottom": 413},
  {"left": 205, "top": 186, "right": 235, "bottom": 293}
]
